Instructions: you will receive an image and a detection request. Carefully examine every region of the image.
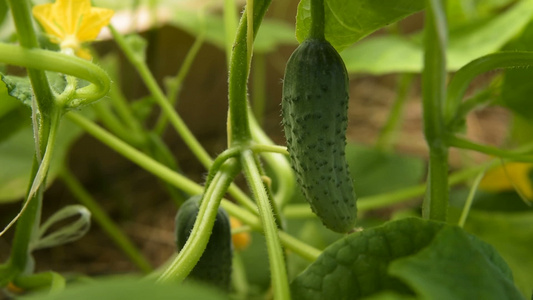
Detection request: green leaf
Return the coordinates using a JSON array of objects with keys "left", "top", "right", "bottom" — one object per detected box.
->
[
  {"left": 290, "top": 217, "right": 519, "bottom": 299},
  {"left": 499, "top": 19, "right": 533, "bottom": 121},
  {"left": 255, "top": 20, "right": 297, "bottom": 53},
  {"left": 0, "top": 115, "right": 88, "bottom": 203},
  {"left": 345, "top": 144, "right": 424, "bottom": 197},
  {"left": 1, "top": 74, "right": 33, "bottom": 107},
  {"left": 362, "top": 292, "right": 417, "bottom": 300},
  {"left": 290, "top": 218, "right": 445, "bottom": 299},
  {"left": 341, "top": 35, "right": 423, "bottom": 74},
  {"left": 0, "top": 0, "right": 8, "bottom": 27},
  {"left": 389, "top": 226, "right": 523, "bottom": 300},
  {"left": 461, "top": 210, "right": 533, "bottom": 298},
  {"left": 0, "top": 103, "right": 30, "bottom": 143},
  {"left": 295, "top": 0, "right": 425, "bottom": 52},
  {"left": 342, "top": 0, "right": 533, "bottom": 74},
  {"left": 21, "top": 276, "right": 229, "bottom": 300}
]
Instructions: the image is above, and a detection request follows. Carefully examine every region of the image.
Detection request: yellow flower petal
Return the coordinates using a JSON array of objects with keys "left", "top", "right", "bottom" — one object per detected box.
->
[
  {"left": 55, "top": 0, "right": 89, "bottom": 35},
  {"left": 77, "top": 7, "right": 114, "bottom": 42},
  {"left": 230, "top": 217, "right": 251, "bottom": 251},
  {"left": 479, "top": 162, "right": 533, "bottom": 199},
  {"left": 32, "top": 0, "right": 114, "bottom": 57},
  {"left": 32, "top": 4, "right": 65, "bottom": 40},
  {"left": 75, "top": 47, "right": 92, "bottom": 60}
]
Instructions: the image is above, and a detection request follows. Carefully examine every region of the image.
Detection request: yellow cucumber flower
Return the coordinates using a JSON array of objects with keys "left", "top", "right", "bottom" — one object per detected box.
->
[
  {"left": 230, "top": 216, "right": 251, "bottom": 251},
  {"left": 479, "top": 162, "right": 533, "bottom": 200},
  {"left": 32, "top": 0, "right": 114, "bottom": 59}
]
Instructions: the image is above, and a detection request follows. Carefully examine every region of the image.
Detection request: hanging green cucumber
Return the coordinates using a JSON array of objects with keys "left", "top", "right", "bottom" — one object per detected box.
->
[
  {"left": 175, "top": 195, "right": 233, "bottom": 291},
  {"left": 281, "top": 0, "right": 356, "bottom": 233}
]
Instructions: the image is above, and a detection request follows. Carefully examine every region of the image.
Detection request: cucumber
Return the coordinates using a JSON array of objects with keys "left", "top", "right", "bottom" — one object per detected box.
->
[
  {"left": 175, "top": 195, "right": 232, "bottom": 291},
  {"left": 281, "top": 38, "right": 357, "bottom": 233}
]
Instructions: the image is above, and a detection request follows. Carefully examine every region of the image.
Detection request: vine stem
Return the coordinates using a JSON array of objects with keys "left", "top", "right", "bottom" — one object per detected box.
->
[
  {"left": 6, "top": 0, "right": 54, "bottom": 116},
  {"left": 446, "top": 134, "right": 533, "bottom": 162},
  {"left": 2, "top": 0, "right": 55, "bottom": 278},
  {"left": 422, "top": 0, "right": 449, "bottom": 221},
  {"left": 228, "top": 0, "right": 272, "bottom": 145},
  {"left": 249, "top": 110, "right": 296, "bottom": 207},
  {"left": 108, "top": 24, "right": 257, "bottom": 214},
  {"left": 108, "top": 25, "right": 212, "bottom": 168},
  {"left": 309, "top": 0, "right": 325, "bottom": 40},
  {"left": 0, "top": 43, "right": 110, "bottom": 104},
  {"left": 445, "top": 51, "right": 533, "bottom": 124},
  {"left": 66, "top": 112, "right": 321, "bottom": 261},
  {"left": 66, "top": 113, "right": 203, "bottom": 195},
  {"left": 157, "top": 159, "right": 240, "bottom": 282},
  {"left": 241, "top": 150, "right": 291, "bottom": 300},
  {"left": 458, "top": 170, "right": 485, "bottom": 228}
]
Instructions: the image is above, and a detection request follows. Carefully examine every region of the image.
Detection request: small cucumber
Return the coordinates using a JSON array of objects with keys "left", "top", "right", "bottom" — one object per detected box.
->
[
  {"left": 281, "top": 38, "right": 357, "bottom": 233},
  {"left": 175, "top": 195, "right": 232, "bottom": 290}
]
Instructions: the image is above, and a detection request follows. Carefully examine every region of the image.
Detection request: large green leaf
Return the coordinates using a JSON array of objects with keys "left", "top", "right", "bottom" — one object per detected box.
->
[
  {"left": 0, "top": 119, "right": 85, "bottom": 203},
  {"left": 22, "top": 276, "right": 229, "bottom": 300},
  {"left": 0, "top": 82, "right": 29, "bottom": 143},
  {"left": 461, "top": 210, "right": 533, "bottom": 298},
  {"left": 291, "top": 218, "right": 443, "bottom": 299},
  {"left": 345, "top": 144, "right": 425, "bottom": 197},
  {"left": 1, "top": 74, "right": 33, "bottom": 107},
  {"left": 341, "top": 0, "right": 533, "bottom": 74},
  {"left": 290, "top": 217, "right": 519, "bottom": 299},
  {"left": 295, "top": 0, "right": 425, "bottom": 52},
  {"left": 389, "top": 226, "right": 523, "bottom": 300}
]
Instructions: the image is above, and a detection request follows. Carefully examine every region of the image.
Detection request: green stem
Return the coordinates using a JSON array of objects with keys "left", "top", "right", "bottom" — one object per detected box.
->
[
  {"left": 228, "top": 0, "right": 272, "bottom": 145},
  {"left": 251, "top": 144, "right": 289, "bottom": 155},
  {"left": 108, "top": 85, "right": 145, "bottom": 136},
  {"left": 58, "top": 167, "right": 153, "bottom": 273},
  {"left": 157, "top": 159, "right": 240, "bottom": 282},
  {"left": 309, "top": 0, "right": 325, "bottom": 40},
  {"left": 231, "top": 253, "right": 249, "bottom": 299},
  {"left": 154, "top": 31, "right": 206, "bottom": 134},
  {"left": 246, "top": 0, "right": 254, "bottom": 69},
  {"left": 249, "top": 110, "right": 295, "bottom": 207},
  {"left": 66, "top": 112, "right": 203, "bottom": 195},
  {"left": 109, "top": 25, "right": 212, "bottom": 168},
  {"left": 458, "top": 170, "right": 485, "bottom": 227},
  {"left": 0, "top": 44, "right": 110, "bottom": 105},
  {"left": 66, "top": 113, "right": 319, "bottom": 261},
  {"left": 205, "top": 148, "right": 241, "bottom": 187},
  {"left": 445, "top": 51, "right": 533, "bottom": 124},
  {"left": 6, "top": 0, "right": 54, "bottom": 116},
  {"left": 422, "top": 0, "right": 449, "bottom": 221},
  {"left": 6, "top": 108, "right": 61, "bottom": 273},
  {"left": 447, "top": 84, "right": 499, "bottom": 132},
  {"left": 241, "top": 150, "right": 291, "bottom": 300},
  {"left": 447, "top": 134, "right": 533, "bottom": 162},
  {"left": 92, "top": 102, "right": 143, "bottom": 146},
  {"left": 283, "top": 157, "right": 511, "bottom": 218},
  {"left": 376, "top": 73, "right": 414, "bottom": 152},
  {"left": 3, "top": 0, "right": 55, "bottom": 276}
]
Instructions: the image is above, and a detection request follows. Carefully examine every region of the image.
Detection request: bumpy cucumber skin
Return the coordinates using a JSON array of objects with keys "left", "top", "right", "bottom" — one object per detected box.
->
[
  {"left": 282, "top": 38, "right": 357, "bottom": 233},
  {"left": 175, "top": 196, "right": 232, "bottom": 291}
]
